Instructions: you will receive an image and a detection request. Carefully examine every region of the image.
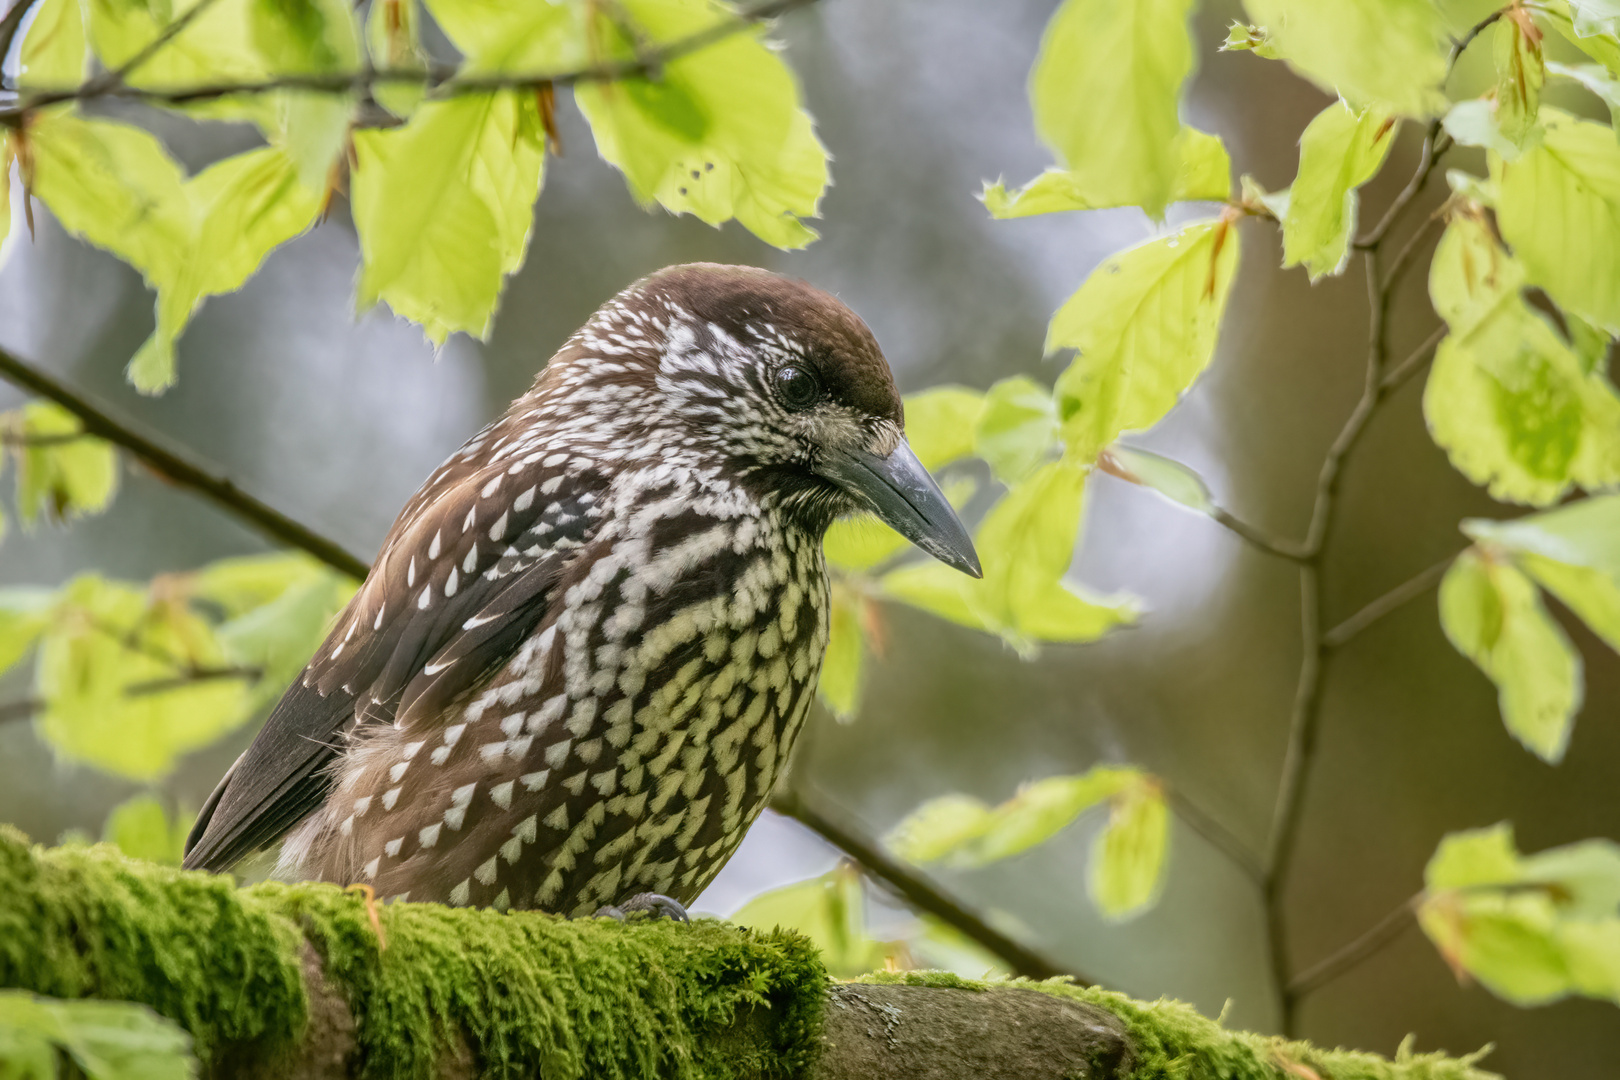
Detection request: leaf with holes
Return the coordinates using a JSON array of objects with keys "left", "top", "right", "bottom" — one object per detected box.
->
[{"left": 1439, "top": 549, "right": 1583, "bottom": 763}]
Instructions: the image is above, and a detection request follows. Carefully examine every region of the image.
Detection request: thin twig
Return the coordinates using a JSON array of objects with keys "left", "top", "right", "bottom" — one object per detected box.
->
[
  {"left": 1379, "top": 323, "right": 1447, "bottom": 395},
  {"left": 0, "top": 697, "right": 42, "bottom": 723},
  {"left": 1, "top": 0, "right": 816, "bottom": 120},
  {"left": 1211, "top": 507, "right": 1309, "bottom": 563},
  {"left": 1323, "top": 556, "right": 1456, "bottom": 650},
  {"left": 1381, "top": 210, "right": 1446, "bottom": 297},
  {"left": 1287, "top": 895, "right": 1420, "bottom": 998},
  {"left": 1355, "top": 122, "right": 1442, "bottom": 251},
  {"left": 123, "top": 665, "right": 262, "bottom": 696},
  {"left": 0, "top": 346, "right": 369, "bottom": 579},
  {"left": 771, "top": 786, "right": 1088, "bottom": 984},
  {"left": 84, "top": 0, "right": 226, "bottom": 95},
  {"left": 0, "top": 431, "right": 90, "bottom": 447},
  {"left": 1167, "top": 788, "right": 1262, "bottom": 884}
]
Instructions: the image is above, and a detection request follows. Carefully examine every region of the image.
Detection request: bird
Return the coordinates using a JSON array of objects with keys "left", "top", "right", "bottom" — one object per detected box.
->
[{"left": 183, "top": 262, "right": 981, "bottom": 918}]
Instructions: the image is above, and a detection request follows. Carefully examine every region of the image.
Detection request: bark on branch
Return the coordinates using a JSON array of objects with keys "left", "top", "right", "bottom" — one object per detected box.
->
[{"left": 0, "top": 829, "right": 1495, "bottom": 1080}]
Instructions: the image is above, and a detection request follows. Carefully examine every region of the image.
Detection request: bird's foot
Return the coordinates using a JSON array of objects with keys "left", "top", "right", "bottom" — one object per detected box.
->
[{"left": 594, "top": 893, "right": 690, "bottom": 922}]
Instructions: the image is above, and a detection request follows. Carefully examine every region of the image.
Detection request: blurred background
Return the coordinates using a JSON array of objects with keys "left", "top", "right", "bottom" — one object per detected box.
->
[{"left": 3, "top": 0, "right": 1617, "bottom": 1072}]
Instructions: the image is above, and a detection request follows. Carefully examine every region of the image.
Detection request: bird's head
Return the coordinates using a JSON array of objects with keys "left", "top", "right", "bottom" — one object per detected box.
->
[{"left": 541, "top": 263, "right": 981, "bottom": 578}]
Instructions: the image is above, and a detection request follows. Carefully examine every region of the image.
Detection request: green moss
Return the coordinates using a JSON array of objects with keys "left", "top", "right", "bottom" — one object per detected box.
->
[
  {"left": 0, "top": 829, "right": 824, "bottom": 1079},
  {"left": 852, "top": 972, "right": 1500, "bottom": 1080}
]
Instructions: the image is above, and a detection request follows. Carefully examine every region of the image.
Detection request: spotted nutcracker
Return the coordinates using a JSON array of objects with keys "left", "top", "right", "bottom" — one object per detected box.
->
[{"left": 183, "top": 263, "right": 980, "bottom": 918}]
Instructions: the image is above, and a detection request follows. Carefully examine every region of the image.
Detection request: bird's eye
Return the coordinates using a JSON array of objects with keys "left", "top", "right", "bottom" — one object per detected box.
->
[{"left": 774, "top": 364, "right": 823, "bottom": 412}]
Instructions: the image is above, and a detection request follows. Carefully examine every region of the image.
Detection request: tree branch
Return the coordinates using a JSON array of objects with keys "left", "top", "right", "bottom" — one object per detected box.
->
[
  {"left": 1322, "top": 556, "right": 1456, "bottom": 651},
  {"left": 1379, "top": 323, "right": 1448, "bottom": 395},
  {"left": 1210, "top": 506, "right": 1309, "bottom": 563},
  {"left": 1167, "top": 788, "right": 1263, "bottom": 885},
  {"left": 0, "top": 0, "right": 818, "bottom": 121},
  {"left": 1287, "top": 895, "right": 1420, "bottom": 999},
  {"left": 770, "top": 787, "right": 1087, "bottom": 984},
  {"left": 0, "top": 346, "right": 369, "bottom": 579}
]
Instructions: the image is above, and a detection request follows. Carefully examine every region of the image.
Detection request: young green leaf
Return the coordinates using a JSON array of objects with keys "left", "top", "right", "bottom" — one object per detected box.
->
[
  {"left": 1424, "top": 212, "right": 1620, "bottom": 505},
  {"left": 823, "top": 518, "right": 909, "bottom": 574},
  {"left": 1493, "top": 109, "right": 1620, "bottom": 335},
  {"left": 1242, "top": 0, "right": 1448, "bottom": 117},
  {"left": 971, "top": 769, "right": 1138, "bottom": 867},
  {"left": 1089, "top": 772, "right": 1169, "bottom": 920},
  {"left": 729, "top": 865, "right": 900, "bottom": 978},
  {"left": 1571, "top": 0, "right": 1620, "bottom": 37},
  {"left": 1027, "top": 0, "right": 1198, "bottom": 218},
  {"left": 973, "top": 375, "right": 1058, "bottom": 484},
  {"left": 1281, "top": 99, "right": 1396, "bottom": 279},
  {"left": 103, "top": 792, "right": 189, "bottom": 865},
  {"left": 575, "top": 0, "right": 827, "bottom": 249},
  {"left": 1441, "top": 99, "right": 1528, "bottom": 162},
  {"left": 982, "top": 128, "right": 1232, "bottom": 218},
  {"left": 817, "top": 584, "right": 866, "bottom": 721},
  {"left": 33, "top": 575, "right": 253, "bottom": 781},
  {"left": 423, "top": 0, "right": 588, "bottom": 72},
  {"left": 353, "top": 91, "right": 546, "bottom": 345},
  {"left": 1221, "top": 22, "right": 1279, "bottom": 58},
  {"left": 1548, "top": 62, "right": 1620, "bottom": 138},
  {"left": 0, "top": 991, "right": 195, "bottom": 1080},
  {"left": 1439, "top": 548, "right": 1583, "bottom": 763},
  {"left": 0, "top": 589, "right": 57, "bottom": 675},
  {"left": 248, "top": 0, "right": 362, "bottom": 192},
  {"left": 1420, "top": 824, "right": 1620, "bottom": 1007},
  {"left": 365, "top": 0, "right": 428, "bottom": 118},
  {"left": 1049, "top": 219, "right": 1241, "bottom": 462},
  {"left": 887, "top": 794, "right": 996, "bottom": 865},
  {"left": 1545, "top": 0, "right": 1620, "bottom": 75},
  {"left": 902, "top": 385, "right": 985, "bottom": 471},
  {"left": 18, "top": 0, "right": 86, "bottom": 86},
  {"left": 8, "top": 403, "right": 119, "bottom": 525},
  {"left": 1098, "top": 446, "right": 1216, "bottom": 515},
  {"left": 1493, "top": 13, "right": 1546, "bottom": 152}
]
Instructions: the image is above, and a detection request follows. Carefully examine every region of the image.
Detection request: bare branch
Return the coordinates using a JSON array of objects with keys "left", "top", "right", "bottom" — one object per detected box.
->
[
  {"left": 1323, "top": 555, "right": 1456, "bottom": 651},
  {"left": 0, "top": 346, "right": 370, "bottom": 579},
  {"left": 1288, "top": 895, "right": 1420, "bottom": 999},
  {"left": 1167, "top": 788, "right": 1263, "bottom": 884},
  {"left": 1210, "top": 506, "right": 1309, "bottom": 563},
  {"left": 1379, "top": 323, "right": 1447, "bottom": 395},
  {"left": 770, "top": 786, "right": 1089, "bottom": 985}
]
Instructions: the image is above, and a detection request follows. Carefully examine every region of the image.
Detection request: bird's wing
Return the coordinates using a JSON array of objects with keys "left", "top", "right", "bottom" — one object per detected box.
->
[{"left": 184, "top": 438, "right": 609, "bottom": 873}]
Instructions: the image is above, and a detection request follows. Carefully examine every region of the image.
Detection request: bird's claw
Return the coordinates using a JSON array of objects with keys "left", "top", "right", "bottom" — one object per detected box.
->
[{"left": 594, "top": 892, "right": 690, "bottom": 922}]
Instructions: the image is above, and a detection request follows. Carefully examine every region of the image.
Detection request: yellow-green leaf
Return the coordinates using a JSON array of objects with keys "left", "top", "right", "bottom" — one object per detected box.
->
[
  {"left": 1028, "top": 0, "right": 1198, "bottom": 218},
  {"left": 365, "top": 0, "right": 429, "bottom": 118},
  {"left": 0, "top": 589, "right": 57, "bottom": 675},
  {"left": 1440, "top": 548, "right": 1583, "bottom": 763},
  {"left": 973, "top": 375, "right": 1058, "bottom": 484},
  {"left": 1281, "top": 99, "right": 1396, "bottom": 280},
  {"left": 86, "top": 0, "right": 275, "bottom": 126},
  {"left": 817, "top": 584, "right": 866, "bottom": 721},
  {"left": 1423, "top": 212, "right": 1620, "bottom": 505},
  {"left": 1090, "top": 773, "right": 1169, "bottom": 920},
  {"left": 19, "top": 0, "right": 87, "bottom": 86},
  {"left": 103, "top": 792, "right": 189, "bottom": 864},
  {"left": 1242, "top": 0, "right": 1448, "bottom": 117},
  {"left": 1493, "top": 109, "right": 1620, "bottom": 335},
  {"left": 730, "top": 865, "right": 899, "bottom": 978},
  {"left": 575, "top": 0, "right": 827, "bottom": 249},
  {"left": 903, "top": 386, "right": 984, "bottom": 471},
  {"left": 0, "top": 992, "right": 195, "bottom": 1080},
  {"left": 1099, "top": 446, "right": 1215, "bottom": 515},
  {"left": 1494, "top": 14, "right": 1546, "bottom": 152},
  {"left": 353, "top": 92, "right": 546, "bottom": 345},
  {"left": 983, "top": 128, "right": 1232, "bottom": 218},
  {"left": 8, "top": 403, "right": 119, "bottom": 525},
  {"left": 248, "top": 0, "right": 362, "bottom": 191},
  {"left": 1050, "top": 219, "right": 1240, "bottom": 462},
  {"left": 887, "top": 794, "right": 996, "bottom": 865}
]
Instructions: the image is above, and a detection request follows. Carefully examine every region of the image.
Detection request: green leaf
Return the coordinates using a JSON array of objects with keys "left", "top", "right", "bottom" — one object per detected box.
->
[
  {"left": 1571, "top": 0, "right": 1620, "bottom": 37},
  {"left": 1028, "top": 0, "right": 1198, "bottom": 218},
  {"left": 1494, "top": 14, "right": 1546, "bottom": 153},
  {"left": 575, "top": 0, "right": 827, "bottom": 249},
  {"left": 730, "top": 865, "right": 898, "bottom": 978},
  {"left": 200, "top": 554, "right": 352, "bottom": 707},
  {"left": 1281, "top": 99, "right": 1397, "bottom": 279},
  {"left": 8, "top": 403, "right": 119, "bottom": 524},
  {"left": 1439, "top": 548, "right": 1583, "bottom": 763},
  {"left": 972, "top": 769, "right": 1137, "bottom": 867},
  {"left": 0, "top": 589, "right": 57, "bottom": 675},
  {"left": 34, "top": 575, "right": 253, "bottom": 781},
  {"left": 19, "top": 0, "right": 87, "bottom": 85},
  {"left": 353, "top": 92, "right": 546, "bottom": 345},
  {"left": 1424, "top": 212, "right": 1620, "bottom": 505},
  {"left": 248, "top": 0, "right": 361, "bottom": 191},
  {"left": 887, "top": 794, "right": 995, "bottom": 865},
  {"left": 1517, "top": 553, "right": 1620, "bottom": 654},
  {"left": 1547, "top": 61, "right": 1620, "bottom": 134},
  {"left": 1545, "top": 0, "right": 1620, "bottom": 75},
  {"left": 1221, "top": 22, "right": 1280, "bottom": 58},
  {"left": 103, "top": 793, "right": 189, "bottom": 865},
  {"left": 903, "top": 386, "right": 984, "bottom": 471},
  {"left": 822, "top": 518, "right": 909, "bottom": 574},
  {"left": 0, "top": 991, "right": 194, "bottom": 1080},
  {"left": 817, "top": 584, "right": 866, "bottom": 721},
  {"left": 364, "top": 0, "right": 428, "bottom": 118},
  {"left": 422, "top": 0, "right": 587, "bottom": 71},
  {"left": 1099, "top": 446, "right": 1215, "bottom": 515},
  {"left": 879, "top": 560, "right": 986, "bottom": 633},
  {"left": 1442, "top": 99, "right": 1531, "bottom": 162},
  {"left": 1241, "top": 0, "right": 1448, "bottom": 117},
  {"left": 1089, "top": 772, "right": 1169, "bottom": 920},
  {"left": 983, "top": 128, "right": 1232, "bottom": 218},
  {"left": 1049, "top": 219, "right": 1241, "bottom": 462},
  {"left": 85, "top": 0, "right": 275, "bottom": 126},
  {"left": 1420, "top": 824, "right": 1620, "bottom": 1007},
  {"left": 973, "top": 376, "right": 1058, "bottom": 484},
  {"left": 1493, "top": 109, "right": 1620, "bottom": 335}
]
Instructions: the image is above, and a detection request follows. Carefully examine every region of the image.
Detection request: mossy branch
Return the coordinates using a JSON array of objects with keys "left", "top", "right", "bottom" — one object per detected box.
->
[{"left": 0, "top": 829, "right": 1498, "bottom": 1080}]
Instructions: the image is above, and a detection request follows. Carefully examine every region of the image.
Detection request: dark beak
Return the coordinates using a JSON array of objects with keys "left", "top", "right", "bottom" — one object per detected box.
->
[{"left": 820, "top": 441, "right": 982, "bottom": 578}]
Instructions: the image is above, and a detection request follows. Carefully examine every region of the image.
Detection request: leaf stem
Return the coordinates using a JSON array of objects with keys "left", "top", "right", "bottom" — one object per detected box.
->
[
  {"left": 771, "top": 786, "right": 1090, "bottom": 984},
  {"left": 1167, "top": 788, "right": 1263, "bottom": 884},
  {"left": 1210, "top": 506, "right": 1309, "bottom": 563},
  {"left": 0, "top": 346, "right": 370, "bottom": 579}
]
